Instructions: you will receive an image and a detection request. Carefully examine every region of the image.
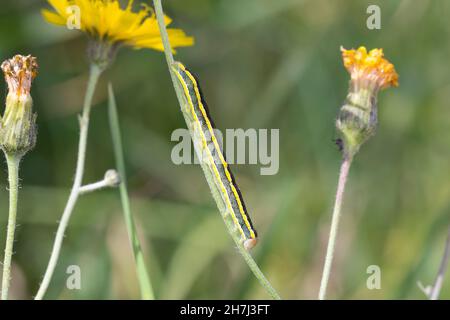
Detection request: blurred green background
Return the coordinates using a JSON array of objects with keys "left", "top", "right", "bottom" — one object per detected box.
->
[{"left": 0, "top": 0, "right": 449, "bottom": 299}]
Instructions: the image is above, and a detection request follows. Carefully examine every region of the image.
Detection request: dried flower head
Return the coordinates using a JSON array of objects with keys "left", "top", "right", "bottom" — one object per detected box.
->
[
  {"left": 336, "top": 46, "right": 398, "bottom": 158},
  {"left": 0, "top": 55, "right": 38, "bottom": 156},
  {"left": 1, "top": 55, "right": 38, "bottom": 97}
]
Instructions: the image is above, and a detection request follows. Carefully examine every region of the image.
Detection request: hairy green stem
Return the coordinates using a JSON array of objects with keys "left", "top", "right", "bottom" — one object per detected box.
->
[
  {"left": 152, "top": 0, "right": 280, "bottom": 299},
  {"left": 1, "top": 153, "right": 21, "bottom": 300},
  {"left": 319, "top": 156, "right": 352, "bottom": 300},
  {"left": 107, "top": 84, "right": 155, "bottom": 300},
  {"left": 223, "top": 214, "right": 281, "bottom": 299},
  {"left": 35, "top": 64, "right": 102, "bottom": 300}
]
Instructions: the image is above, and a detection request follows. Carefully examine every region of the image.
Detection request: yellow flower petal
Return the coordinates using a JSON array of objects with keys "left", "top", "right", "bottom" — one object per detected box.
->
[
  {"left": 41, "top": 0, "right": 194, "bottom": 52},
  {"left": 47, "top": 0, "right": 69, "bottom": 16},
  {"left": 341, "top": 46, "right": 398, "bottom": 89},
  {"left": 41, "top": 9, "right": 66, "bottom": 26}
]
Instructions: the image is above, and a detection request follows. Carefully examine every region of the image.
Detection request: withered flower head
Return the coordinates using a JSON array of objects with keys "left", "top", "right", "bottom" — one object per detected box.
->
[
  {"left": 1, "top": 55, "right": 38, "bottom": 97},
  {"left": 0, "top": 54, "right": 38, "bottom": 156}
]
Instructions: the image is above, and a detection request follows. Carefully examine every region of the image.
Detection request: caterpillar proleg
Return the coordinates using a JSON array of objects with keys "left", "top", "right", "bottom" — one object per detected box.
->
[{"left": 171, "top": 61, "right": 258, "bottom": 250}]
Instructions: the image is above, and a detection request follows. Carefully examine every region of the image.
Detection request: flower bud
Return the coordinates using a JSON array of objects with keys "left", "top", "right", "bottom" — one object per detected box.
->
[
  {"left": 0, "top": 55, "right": 38, "bottom": 157},
  {"left": 104, "top": 169, "right": 121, "bottom": 186},
  {"left": 336, "top": 46, "right": 398, "bottom": 158}
]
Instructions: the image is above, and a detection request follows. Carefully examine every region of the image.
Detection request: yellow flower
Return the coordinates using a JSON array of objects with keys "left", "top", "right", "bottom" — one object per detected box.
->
[
  {"left": 341, "top": 46, "right": 398, "bottom": 90},
  {"left": 42, "top": 0, "right": 194, "bottom": 52},
  {"left": 336, "top": 46, "right": 398, "bottom": 158}
]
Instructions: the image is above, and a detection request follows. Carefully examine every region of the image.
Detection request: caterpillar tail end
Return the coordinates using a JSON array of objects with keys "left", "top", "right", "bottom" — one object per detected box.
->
[
  {"left": 171, "top": 61, "right": 184, "bottom": 73},
  {"left": 244, "top": 238, "right": 258, "bottom": 250}
]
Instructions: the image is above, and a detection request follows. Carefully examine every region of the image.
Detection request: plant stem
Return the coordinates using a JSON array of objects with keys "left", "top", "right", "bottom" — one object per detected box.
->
[
  {"left": 318, "top": 156, "right": 352, "bottom": 300},
  {"left": 152, "top": 0, "right": 281, "bottom": 299},
  {"left": 223, "top": 214, "right": 281, "bottom": 299},
  {"left": 35, "top": 64, "right": 102, "bottom": 300},
  {"left": 107, "top": 83, "right": 155, "bottom": 300},
  {"left": 429, "top": 227, "right": 450, "bottom": 300},
  {"left": 78, "top": 178, "right": 114, "bottom": 195},
  {"left": 1, "top": 153, "right": 21, "bottom": 300}
]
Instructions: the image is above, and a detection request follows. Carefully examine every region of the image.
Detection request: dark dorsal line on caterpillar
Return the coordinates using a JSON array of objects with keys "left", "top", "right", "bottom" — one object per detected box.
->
[{"left": 171, "top": 61, "right": 258, "bottom": 250}]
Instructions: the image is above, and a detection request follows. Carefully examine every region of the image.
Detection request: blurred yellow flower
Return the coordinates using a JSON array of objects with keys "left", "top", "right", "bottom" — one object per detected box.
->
[
  {"left": 341, "top": 46, "right": 398, "bottom": 89},
  {"left": 42, "top": 0, "right": 194, "bottom": 51}
]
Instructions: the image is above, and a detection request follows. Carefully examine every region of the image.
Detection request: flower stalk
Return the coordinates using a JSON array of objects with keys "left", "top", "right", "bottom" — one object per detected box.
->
[
  {"left": 35, "top": 63, "right": 102, "bottom": 300},
  {"left": 318, "top": 47, "right": 398, "bottom": 299},
  {"left": 418, "top": 226, "right": 450, "bottom": 300},
  {"left": 318, "top": 156, "right": 352, "bottom": 300},
  {"left": 0, "top": 54, "right": 38, "bottom": 300},
  {"left": 78, "top": 169, "right": 120, "bottom": 194},
  {"left": 1, "top": 154, "right": 20, "bottom": 300},
  {"left": 0, "top": 55, "right": 38, "bottom": 157}
]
